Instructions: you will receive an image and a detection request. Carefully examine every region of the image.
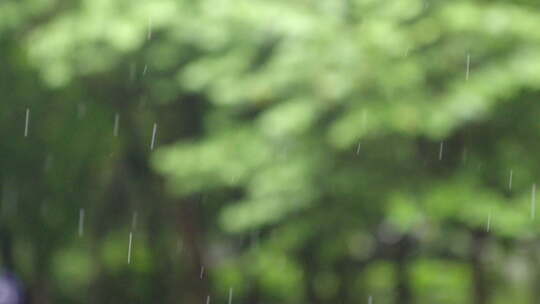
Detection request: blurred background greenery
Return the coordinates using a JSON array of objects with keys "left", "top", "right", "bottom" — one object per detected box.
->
[{"left": 1, "top": 0, "right": 540, "bottom": 303}]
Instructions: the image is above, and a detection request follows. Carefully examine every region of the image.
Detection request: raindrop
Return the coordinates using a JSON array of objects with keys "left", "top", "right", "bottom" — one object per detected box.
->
[
  {"left": 78, "top": 208, "right": 85, "bottom": 237},
  {"left": 24, "top": 108, "right": 30, "bottom": 137},
  {"left": 466, "top": 53, "right": 471, "bottom": 81},
  {"left": 532, "top": 184, "right": 536, "bottom": 220},
  {"left": 438, "top": 142, "right": 444, "bottom": 161},
  {"left": 228, "top": 288, "right": 233, "bottom": 304},
  {"left": 142, "top": 65, "right": 148, "bottom": 76},
  {"left": 368, "top": 295, "right": 373, "bottom": 304},
  {"left": 128, "top": 232, "right": 133, "bottom": 264},
  {"left": 150, "top": 123, "right": 158, "bottom": 150},
  {"left": 206, "top": 295, "right": 210, "bottom": 304},
  {"left": 486, "top": 210, "right": 491, "bottom": 232},
  {"left": 508, "top": 170, "right": 513, "bottom": 191},
  {"left": 199, "top": 266, "right": 205, "bottom": 279},
  {"left": 113, "top": 113, "right": 120, "bottom": 137},
  {"left": 147, "top": 17, "right": 153, "bottom": 40},
  {"left": 356, "top": 142, "right": 361, "bottom": 155}
]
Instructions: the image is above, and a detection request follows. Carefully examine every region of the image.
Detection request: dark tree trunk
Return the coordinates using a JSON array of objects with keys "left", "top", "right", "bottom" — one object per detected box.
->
[
  {"left": 0, "top": 226, "right": 14, "bottom": 271},
  {"left": 176, "top": 198, "right": 208, "bottom": 304},
  {"left": 299, "top": 240, "right": 321, "bottom": 304},
  {"left": 395, "top": 236, "right": 412, "bottom": 304},
  {"left": 336, "top": 258, "right": 356, "bottom": 304},
  {"left": 470, "top": 230, "right": 489, "bottom": 304}
]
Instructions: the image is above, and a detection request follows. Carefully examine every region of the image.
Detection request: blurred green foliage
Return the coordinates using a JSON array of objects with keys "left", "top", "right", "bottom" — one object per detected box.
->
[{"left": 2, "top": 0, "right": 540, "bottom": 303}]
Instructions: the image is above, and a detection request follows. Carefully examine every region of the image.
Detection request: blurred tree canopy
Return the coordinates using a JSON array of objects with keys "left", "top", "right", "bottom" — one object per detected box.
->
[{"left": 2, "top": 0, "right": 540, "bottom": 303}]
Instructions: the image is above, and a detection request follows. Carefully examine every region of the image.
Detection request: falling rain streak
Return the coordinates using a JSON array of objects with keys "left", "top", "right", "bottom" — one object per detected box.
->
[
  {"left": 78, "top": 208, "right": 85, "bottom": 237},
  {"left": 486, "top": 210, "right": 491, "bottom": 232},
  {"left": 439, "top": 142, "right": 444, "bottom": 160},
  {"left": 127, "top": 232, "right": 133, "bottom": 264},
  {"left": 532, "top": 184, "right": 536, "bottom": 220},
  {"left": 147, "top": 17, "right": 152, "bottom": 40},
  {"left": 466, "top": 53, "right": 471, "bottom": 81},
  {"left": 368, "top": 295, "right": 373, "bottom": 304},
  {"left": 200, "top": 266, "right": 205, "bottom": 279},
  {"left": 24, "top": 108, "right": 30, "bottom": 137},
  {"left": 113, "top": 113, "right": 120, "bottom": 137},
  {"left": 228, "top": 288, "right": 233, "bottom": 304},
  {"left": 150, "top": 123, "right": 158, "bottom": 150},
  {"left": 356, "top": 142, "right": 361, "bottom": 155},
  {"left": 206, "top": 295, "right": 210, "bottom": 304},
  {"left": 509, "top": 170, "right": 513, "bottom": 191}
]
